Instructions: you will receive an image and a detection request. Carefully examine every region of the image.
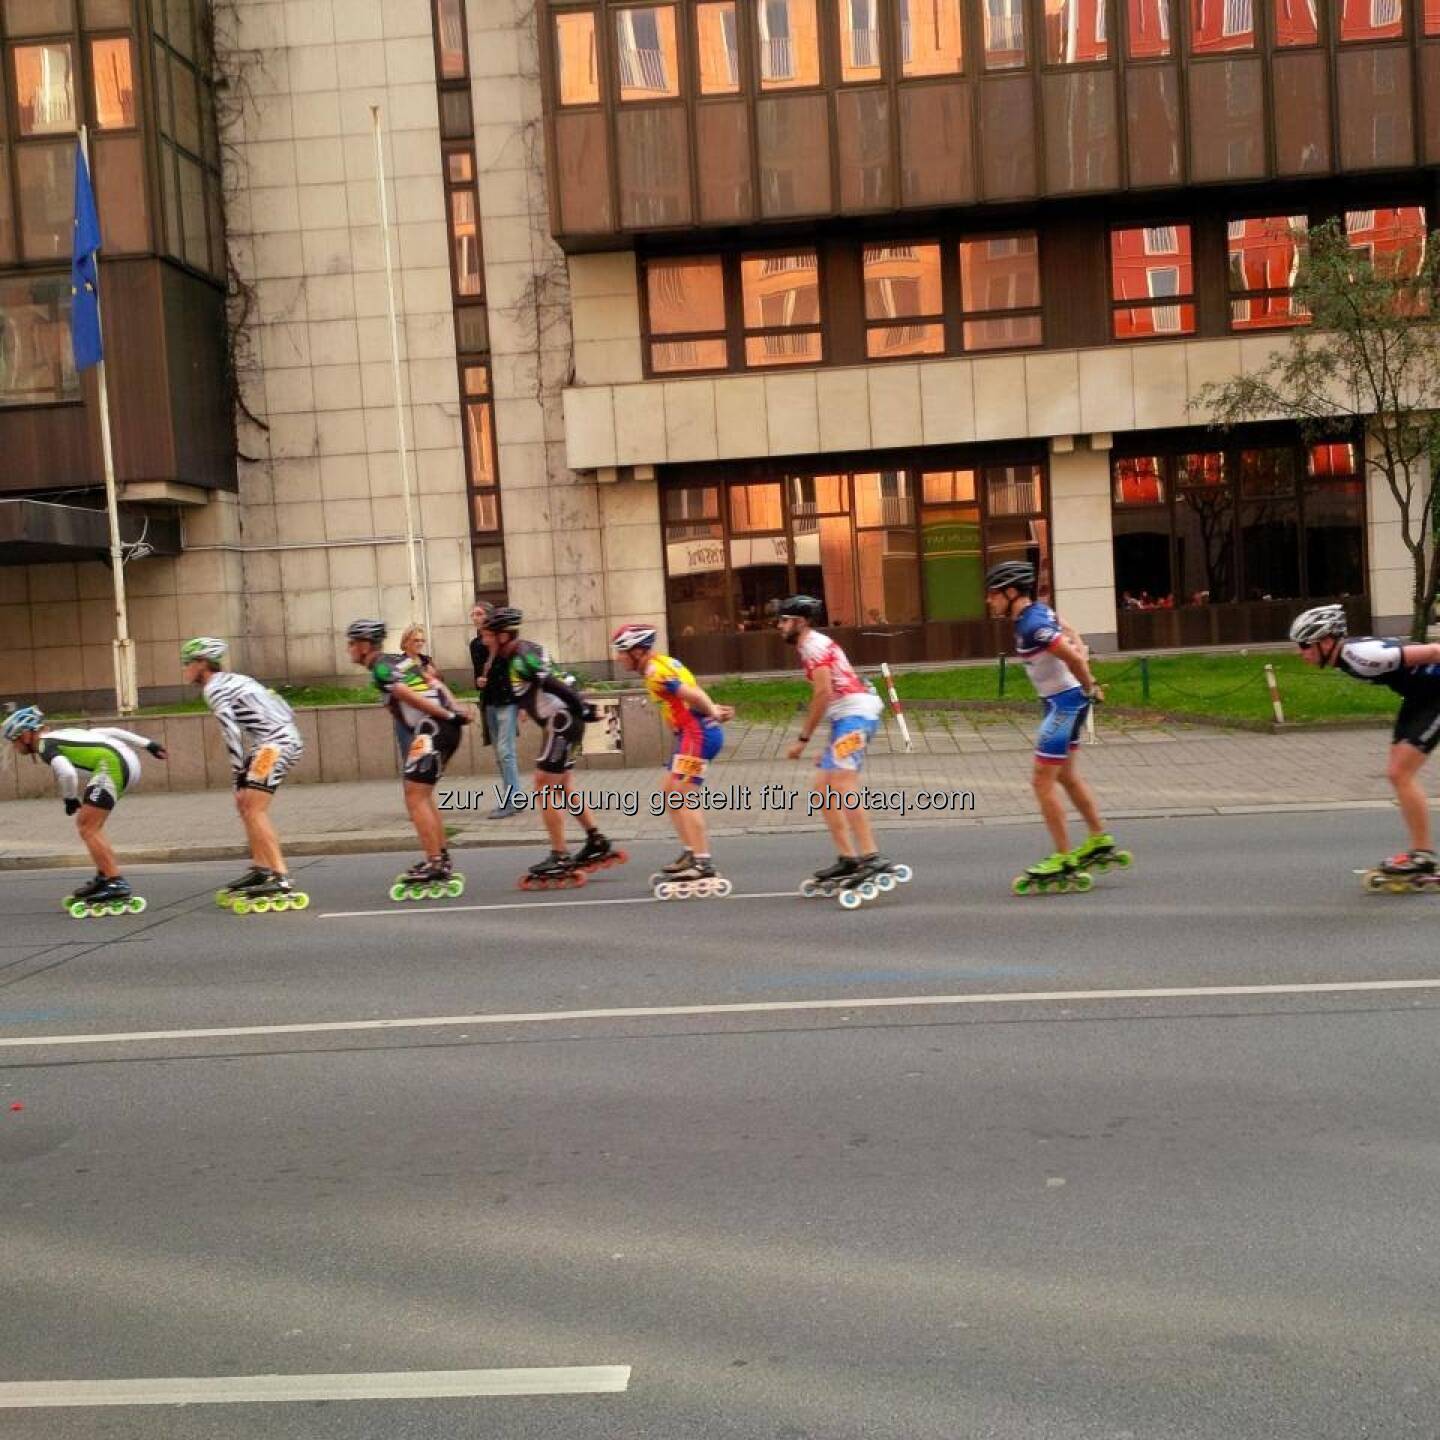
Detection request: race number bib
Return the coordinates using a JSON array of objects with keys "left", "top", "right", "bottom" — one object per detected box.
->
[
  {"left": 670, "top": 753, "right": 707, "bottom": 779},
  {"left": 831, "top": 730, "right": 866, "bottom": 760},
  {"left": 247, "top": 744, "right": 280, "bottom": 780}
]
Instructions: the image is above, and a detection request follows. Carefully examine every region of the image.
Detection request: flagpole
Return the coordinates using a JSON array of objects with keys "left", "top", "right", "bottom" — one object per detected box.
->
[
  {"left": 79, "top": 125, "right": 137, "bottom": 715},
  {"left": 370, "top": 105, "right": 428, "bottom": 640}
]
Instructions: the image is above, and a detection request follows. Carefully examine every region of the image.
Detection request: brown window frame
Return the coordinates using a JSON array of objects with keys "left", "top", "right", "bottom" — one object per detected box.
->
[
  {"left": 612, "top": 0, "right": 685, "bottom": 102},
  {"left": 1224, "top": 210, "right": 1311, "bottom": 333},
  {"left": 1107, "top": 219, "right": 1198, "bottom": 341},
  {"left": 862, "top": 238, "right": 946, "bottom": 360},
  {"left": 639, "top": 251, "right": 730, "bottom": 374},
  {"left": 957, "top": 229, "right": 1044, "bottom": 353}
]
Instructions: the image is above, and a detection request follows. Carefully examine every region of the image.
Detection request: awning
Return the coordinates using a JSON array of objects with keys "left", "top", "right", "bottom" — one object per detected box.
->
[{"left": 0, "top": 498, "right": 181, "bottom": 566}]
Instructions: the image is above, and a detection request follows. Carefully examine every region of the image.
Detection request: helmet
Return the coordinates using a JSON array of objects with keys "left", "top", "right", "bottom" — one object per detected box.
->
[
  {"left": 611, "top": 623, "right": 657, "bottom": 652},
  {"left": 777, "top": 595, "right": 824, "bottom": 621},
  {"left": 180, "top": 636, "right": 228, "bottom": 664},
  {"left": 2, "top": 705, "right": 44, "bottom": 742},
  {"left": 1289, "top": 604, "right": 1348, "bottom": 645},
  {"left": 345, "top": 619, "right": 387, "bottom": 644},
  {"left": 482, "top": 606, "right": 523, "bottom": 633},
  {"left": 985, "top": 561, "right": 1036, "bottom": 593}
]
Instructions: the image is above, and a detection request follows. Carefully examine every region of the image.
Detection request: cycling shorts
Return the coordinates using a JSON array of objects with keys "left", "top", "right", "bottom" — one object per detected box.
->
[
  {"left": 669, "top": 718, "right": 724, "bottom": 785},
  {"left": 238, "top": 734, "right": 304, "bottom": 793},
  {"left": 535, "top": 710, "right": 584, "bottom": 776},
  {"left": 819, "top": 713, "right": 879, "bottom": 773},
  {"left": 1394, "top": 695, "right": 1440, "bottom": 755},
  {"left": 1035, "top": 687, "right": 1089, "bottom": 764},
  {"left": 403, "top": 716, "right": 462, "bottom": 786}
]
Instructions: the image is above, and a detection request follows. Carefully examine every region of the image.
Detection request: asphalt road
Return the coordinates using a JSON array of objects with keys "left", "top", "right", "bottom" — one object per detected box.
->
[{"left": 1, "top": 812, "right": 1437, "bottom": 1438}]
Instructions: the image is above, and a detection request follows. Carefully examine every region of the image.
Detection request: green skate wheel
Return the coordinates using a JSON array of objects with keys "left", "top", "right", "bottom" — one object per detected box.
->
[
  {"left": 838, "top": 888, "right": 864, "bottom": 910},
  {"left": 232, "top": 898, "right": 252, "bottom": 915},
  {"left": 291, "top": 892, "right": 311, "bottom": 910},
  {"left": 1011, "top": 876, "right": 1030, "bottom": 896},
  {"left": 88, "top": 903, "right": 107, "bottom": 918},
  {"left": 66, "top": 899, "right": 88, "bottom": 918},
  {"left": 107, "top": 901, "right": 126, "bottom": 916},
  {"left": 127, "top": 896, "right": 146, "bottom": 914},
  {"left": 271, "top": 897, "right": 290, "bottom": 912},
  {"left": 426, "top": 882, "right": 444, "bottom": 899},
  {"left": 446, "top": 877, "right": 464, "bottom": 897},
  {"left": 1112, "top": 850, "right": 1133, "bottom": 869},
  {"left": 389, "top": 882, "right": 408, "bottom": 902},
  {"left": 1072, "top": 872, "right": 1094, "bottom": 893},
  {"left": 215, "top": 889, "right": 234, "bottom": 907}
]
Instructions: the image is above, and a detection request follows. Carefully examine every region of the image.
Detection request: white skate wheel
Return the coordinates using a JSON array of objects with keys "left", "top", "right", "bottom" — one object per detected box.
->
[
  {"left": 838, "top": 888, "right": 863, "bottom": 910},
  {"left": 800, "top": 878, "right": 819, "bottom": 897},
  {"left": 892, "top": 864, "right": 913, "bottom": 883},
  {"left": 714, "top": 878, "right": 733, "bottom": 898},
  {"left": 655, "top": 882, "right": 675, "bottom": 900},
  {"left": 876, "top": 873, "right": 897, "bottom": 892},
  {"left": 859, "top": 882, "right": 879, "bottom": 900}
]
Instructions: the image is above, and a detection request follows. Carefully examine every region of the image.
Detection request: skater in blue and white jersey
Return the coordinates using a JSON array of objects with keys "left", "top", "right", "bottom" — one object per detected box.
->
[
  {"left": 1291, "top": 603, "right": 1440, "bottom": 880},
  {"left": 986, "top": 561, "right": 1125, "bottom": 891}
]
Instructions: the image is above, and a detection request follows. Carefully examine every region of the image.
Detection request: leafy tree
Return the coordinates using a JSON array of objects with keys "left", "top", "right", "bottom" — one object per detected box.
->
[{"left": 1195, "top": 218, "right": 1440, "bottom": 639}]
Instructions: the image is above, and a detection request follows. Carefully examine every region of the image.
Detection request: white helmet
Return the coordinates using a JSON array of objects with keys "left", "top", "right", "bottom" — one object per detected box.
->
[
  {"left": 2, "top": 705, "right": 43, "bottom": 742},
  {"left": 181, "top": 636, "right": 228, "bottom": 663},
  {"left": 1288, "top": 605, "right": 1347, "bottom": 646},
  {"left": 611, "top": 623, "right": 657, "bottom": 652}
]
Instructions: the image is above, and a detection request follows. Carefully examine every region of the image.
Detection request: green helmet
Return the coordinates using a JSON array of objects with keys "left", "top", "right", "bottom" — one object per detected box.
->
[{"left": 181, "top": 636, "right": 228, "bottom": 664}]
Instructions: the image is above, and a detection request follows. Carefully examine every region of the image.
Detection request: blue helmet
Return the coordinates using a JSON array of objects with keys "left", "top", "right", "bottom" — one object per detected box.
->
[{"left": 2, "top": 705, "right": 44, "bottom": 742}]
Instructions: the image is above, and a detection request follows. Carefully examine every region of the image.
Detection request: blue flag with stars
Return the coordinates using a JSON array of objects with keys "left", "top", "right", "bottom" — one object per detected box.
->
[{"left": 70, "top": 142, "right": 103, "bottom": 371}]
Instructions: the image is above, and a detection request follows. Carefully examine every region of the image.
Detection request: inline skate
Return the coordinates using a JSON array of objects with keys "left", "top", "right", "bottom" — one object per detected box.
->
[
  {"left": 1066, "top": 832, "right": 1132, "bottom": 878},
  {"left": 835, "top": 854, "right": 914, "bottom": 909},
  {"left": 573, "top": 830, "right": 629, "bottom": 874},
  {"left": 1357, "top": 848, "right": 1440, "bottom": 894},
  {"left": 1011, "top": 851, "right": 1093, "bottom": 897},
  {"left": 519, "top": 851, "right": 588, "bottom": 891},
  {"left": 653, "top": 856, "right": 732, "bottom": 900},
  {"left": 390, "top": 851, "right": 466, "bottom": 902},
  {"left": 227, "top": 869, "right": 311, "bottom": 915},
  {"left": 65, "top": 874, "right": 146, "bottom": 919}
]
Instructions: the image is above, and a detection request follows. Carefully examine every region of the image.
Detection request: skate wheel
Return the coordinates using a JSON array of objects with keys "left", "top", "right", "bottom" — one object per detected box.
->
[
  {"left": 1072, "top": 872, "right": 1094, "bottom": 893},
  {"left": 648, "top": 873, "right": 666, "bottom": 887},
  {"left": 66, "top": 900, "right": 88, "bottom": 919},
  {"left": 105, "top": 901, "right": 125, "bottom": 916},
  {"left": 858, "top": 881, "right": 879, "bottom": 901},
  {"left": 655, "top": 882, "right": 675, "bottom": 900},
  {"left": 214, "top": 889, "right": 233, "bottom": 907},
  {"left": 838, "top": 888, "right": 863, "bottom": 910},
  {"left": 291, "top": 892, "right": 311, "bottom": 910},
  {"left": 447, "top": 878, "right": 464, "bottom": 897},
  {"left": 892, "top": 864, "right": 913, "bottom": 883},
  {"left": 1113, "top": 851, "right": 1133, "bottom": 869},
  {"left": 714, "top": 877, "right": 733, "bottom": 898},
  {"left": 876, "top": 872, "right": 897, "bottom": 893},
  {"left": 389, "top": 882, "right": 408, "bottom": 902},
  {"left": 1362, "top": 872, "right": 1386, "bottom": 893},
  {"left": 128, "top": 896, "right": 147, "bottom": 914},
  {"left": 271, "top": 897, "right": 291, "bottom": 913},
  {"left": 1011, "top": 876, "right": 1030, "bottom": 896},
  {"left": 800, "top": 878, "right": 820, "bottom": 897},
  {"left": 426, "top": 882, "right": 444, "bottom": 899},
  {"left": 232, "top": 897, "right": 252, "bottom": 915},
  {"left": 256, "top": 897, "right": 276, "bottom": 914},
  {"left": 611, "top": 851, "right": 629, "bottom": 865}
]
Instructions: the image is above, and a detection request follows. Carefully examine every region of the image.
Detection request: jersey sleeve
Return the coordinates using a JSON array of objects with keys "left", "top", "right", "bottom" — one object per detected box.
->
[
  {"left": 1019, "top": 607, "right": 1063, "bottom": 650},
  {"left": 370, "top": 659, "right": 398, "bottom": 696},
  {"left": 1340, "top": 639, "right": 1402, "bottom": 679},
  {"left": 47, "top": 752, "right": 80, "bottom": 801},
  {"left": 100, "top": 727, "right": 156, "bottom": 750}
]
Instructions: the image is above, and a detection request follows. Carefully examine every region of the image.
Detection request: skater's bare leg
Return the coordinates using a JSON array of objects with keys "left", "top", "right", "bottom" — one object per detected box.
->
[
  {"left": 77, "top": 806, "right": 119, "bottom": 878},
  {"left": 403, "top": 779, "right": 446, "bottom": 857},
  {"left": 1032, "top": 764, "right": 1070, "bottom": 852},
  {"left": 536, "top": 775, "right": 568, "bottom": 852},
  {"left": 236, "top": 788, "right": 286, "bottom": 874},
  {"left": 1387, "top": 742, "right": 1433, "bottom": 852},
  {"left": 1057, "top": 756, "right": 1105, "bottom": 836},
  {"left": 812, "top": 775, "right": 862, "bottom": 856}
]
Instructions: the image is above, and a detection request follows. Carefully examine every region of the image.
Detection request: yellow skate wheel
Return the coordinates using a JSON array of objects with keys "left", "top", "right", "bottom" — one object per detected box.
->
[
  {"left": 1362, "top": 872, "right": 1386, "bottom": 893},
  {"left": 127, "top": 896, "right": 146, "bottom": 914},
  {"left": 271, "top": 897, "right": 291, "bottom": 913},
  {"left": 446, "top": 877, "right": 464, "bottom": 898},
  {"left": 232, "top": 897, "right": 251, "bottom": 915},
  {"left": 66, "top": 900, "right": 88, "bottom": 918},
  {"left": 291, "top": 892, "right": 311, "bottom": 910},
  {"left": 389, "top": 882, "right": 408, "bottom": 901}
]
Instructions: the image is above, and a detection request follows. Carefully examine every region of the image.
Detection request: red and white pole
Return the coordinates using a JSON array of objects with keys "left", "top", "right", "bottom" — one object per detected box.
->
[
  {"left": 879, "top": 663, "right": 914, "bottom": 752},
  {"left": 1263, "top": 662, "right": 1286, "bottom": 725}
]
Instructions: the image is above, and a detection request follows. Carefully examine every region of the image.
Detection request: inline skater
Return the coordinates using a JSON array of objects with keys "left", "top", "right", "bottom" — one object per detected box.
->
[
  {"left": 484, "top": 607, "right": 621, "bottom": 888},
  {"left": 181, "top": 637, "right": 307, "bottom": 911},
  {"left": 345, "top": 619, "right": 470, "bottom": 900},
  {"left": 611, "top": 622, "right": 734, "bottom": 898},
  {"left": 1290, "top": 603, "right": 1440, "bottom": 887},
  {"left": 776, "top": 596, "right": 909, "bottom": 907},
  {"left": 984, "top": 560, "right": 1126, "bottom": 895},
  {"left": 2, "top": 704, "right": 166, "bottom": 916}
]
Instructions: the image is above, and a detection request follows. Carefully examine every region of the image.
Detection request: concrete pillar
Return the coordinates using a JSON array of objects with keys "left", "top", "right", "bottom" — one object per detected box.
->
[{"left": 1048, "top": 442, "right": 1117, "bottom": 648}]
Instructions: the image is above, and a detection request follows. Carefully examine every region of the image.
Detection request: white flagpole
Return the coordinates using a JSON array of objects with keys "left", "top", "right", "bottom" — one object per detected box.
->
[
  {"left": 371, "top": 105, "right": 428, "bottom": 640},
  {"left": 80, "top": 125, "right": 137, "bottom": 715}
]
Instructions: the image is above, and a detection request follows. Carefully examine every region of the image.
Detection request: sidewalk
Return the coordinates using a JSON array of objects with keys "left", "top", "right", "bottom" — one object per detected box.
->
[{"left": 0, "top": 716, "right": 1417, "bottom": 869}]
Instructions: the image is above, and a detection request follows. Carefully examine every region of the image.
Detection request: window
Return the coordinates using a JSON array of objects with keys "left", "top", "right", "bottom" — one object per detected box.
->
[
  {"left": 436, "top": 0, "right": 467, "bottom": 78},
  {"left": 983, "top": 465, "right": 1050, "bottom": 596},
  {"left": 644, "top": 254, "right": 729, "bottom": 372},
  {"left": 863, "top": 243, "right": 943, "bottom": 358},
  {"left": 462, "top": 365, "right": 501, "bottom": 542},
  {"left": 696, "top": 0, "right": 741, "bottom": 93},
  {"left": 12, "top": 42, "right": 75, "bottom": 135},
  {"left": 1340, "top": 0, "right": 1403, "bottom": 39},
  {"left": 1427, "top": 0, "right": 1440, "bottom": 32},
  {"left": 1127, "top": 0, "right": 1172, "bottom": 56},
  {"left": 1227, "top": 215, "right": 1309, "bottom": 331},
  {"left": 921, "top": 471, "right": 983, "bottom": 619},
  {"left": 616, "top": 5, "right": 680, "bottom": 99},
  {"left": 90, "top": 37, "right": 135, "bottom": 129},
  {"left": 448, "top": 190, "right": 481, "bottom": 297},
  {"left": 1189, "top": 0, "right": 1253, "bottom": 52},
  {"left": 758, "top": 0, "right": 821, "bottom": 87},
  {"left": 4, "top": 0, "right": 74, "bottom": 36},
  {"left": 1111, "top": 224, "right": 1195, "bottom": 339},
  {"left": 1306, "top": 444, "right": 1365, "bottom": 597},
  {"left": 16, "top": 141, "right": 73, "bottom": 259},
  {"left": 838, "top": 0, "right": 883, "bottom": 81},
  {"left": 0, "top": 273, "right": 78, "bottom": 406},
  {"left": 665, "top": 485, "right": 728, "bottom": 637},
  {"left": 900, "top": 0, "right": 963, "bottom": 75},
  {"left": 1273, "top": 0, "right": 1318, "bottom": 44},
  {"left": 1044, "top": 0, "right": 1109, "bottom": 63},
  {"left": 1174, "top": 452, "right": 1234, "bottom": 604},
  {"left": 83, "top": 0, "right": 131, "bottom": 23},
  {"left": 554, "top": 9, "right": 600, "bottom": 104},
  {"left": 959, "top": 232, "right": 1042, "bottom": 351},
  {"left": 984, "top": 0, "right": 1027, "bottom": 65},
  {"left": 1346, "top": 206, "right": 1427, "bottom": 280},
  {"left": 741, "top": 248, "right": 823, "bottom": 366}
]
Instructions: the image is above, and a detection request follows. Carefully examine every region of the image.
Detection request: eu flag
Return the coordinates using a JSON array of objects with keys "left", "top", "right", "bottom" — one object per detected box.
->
[{"left": 70, "top": 142, "right": 103, "bottom": 371}]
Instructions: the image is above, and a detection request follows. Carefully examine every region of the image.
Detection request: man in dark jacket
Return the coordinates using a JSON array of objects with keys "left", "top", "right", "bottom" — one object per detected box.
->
[{"left": 471, "top": 600, "right": 521, "bottom": 816}]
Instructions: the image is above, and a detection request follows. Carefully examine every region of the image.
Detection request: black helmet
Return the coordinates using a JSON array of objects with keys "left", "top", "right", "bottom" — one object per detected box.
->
[
  {"left": 777, "top": 595, "right": 824, "bottom": 621},
  {"left": 345, "top": 618, "right": 387, "bottom": 643},
  {"left": 482, "top": 606, "right": 523, "bottom": 633},
  {"left": 984, "top": 561, "right": 1036, "bottom": 593}
]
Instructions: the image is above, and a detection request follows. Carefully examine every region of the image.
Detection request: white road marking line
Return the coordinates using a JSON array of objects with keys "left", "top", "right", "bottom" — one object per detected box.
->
[
  {"left": 321, "top": 891, "right": 801, "bottom": 919},
  {"left": 0, "top": 1366, "right": 632, "bottom": 1409},
  {"left": 1, "top": 979, "right": 1437, "bottom": 1051}
]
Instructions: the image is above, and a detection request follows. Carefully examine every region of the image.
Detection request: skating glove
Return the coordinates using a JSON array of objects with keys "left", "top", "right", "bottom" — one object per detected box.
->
[
  {"left": 147, "top": 740, "right": 168, "bottom": 759},
  {"left": 64, "top": 798, "right": 81, "bottom": 816}
]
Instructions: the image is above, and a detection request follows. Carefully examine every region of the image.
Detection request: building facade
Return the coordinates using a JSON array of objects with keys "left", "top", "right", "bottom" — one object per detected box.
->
[{"left": 0, "top": 0, "right": 1435, "bottom": 703}]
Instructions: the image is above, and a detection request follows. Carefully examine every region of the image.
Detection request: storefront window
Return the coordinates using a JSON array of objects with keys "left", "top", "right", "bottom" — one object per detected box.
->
[
  {"left": 665, "top": 485, "right": 727, "bottom": 638},
  {"left": 0, "top": 272, "right": 78, "bottom": 406},
  {"left": 921, "top": 482, "right": 984, "bottom": 621}
]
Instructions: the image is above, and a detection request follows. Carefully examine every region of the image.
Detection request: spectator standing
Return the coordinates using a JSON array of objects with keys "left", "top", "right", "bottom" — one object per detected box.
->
[{"left": 469, "top": 600, "right": 521, "bottom": 816}]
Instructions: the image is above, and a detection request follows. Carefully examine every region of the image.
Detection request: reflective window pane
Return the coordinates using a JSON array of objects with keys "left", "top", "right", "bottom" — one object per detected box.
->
[
  {"left": 439, "top": 91, "right": 473, "bottom": 138},
  {"left": 646, "top": 255, "right": 727, "bottom": 334},
  {"left": 454, "top": 305, "right": 488, "bottom": 353},
  {"left": 473, "top": 544, "right": 505, "bottom": 590},
  {"left": 1428, "top": 0, "right": 1440, "bottom": 32},
  {"left": 729, "top": 481, "right": 785, "bottom": 533},
  {"left": 13, "top": 44, "right": 75, "bottom": 136},
  {"left": 555, "top": 9, "right": 600, "bottom": 104},
  {"left": 91, "top": 38, "right": 136, "bottom": 130},
  {"left": 1174, "top": 482, "right": 1235, "bottom": 602},
  {"left": 984, "top": 0, "right": 1027, "bottom": 65},
  {"left": 1240, "top": 446, "right": 1296, "bottom": 495},
  {"left": 838, "top": 0, "right": 883, "bottom": 82},
  {"left": 963, "top": 315, "right": 1043, "bottom": 349},
  {"left": 1114, "top": 504, "right": 1172, "bottom": 607},
  {"left": 758, "top": 0, "right": 822, "bottom": 89},
  {"left": 1127, "top": 0, "right": 1172, "bottom": 56},
  {"left": 447, "top": 150, "right": 474, "bottom": 184},
  {"left": 1178, "top": 450, "right": 1225, "bottom": 486},
  {"left": 1044, "top": 0, "right": 1109, "bottom": 63},
  {"left": 732, "top": 532, "right": 797, "bottom": 628},
  {"left": 666, "top": 515, "right": 728, "bottom": 635},
  {"left": 1274, "top": 0, "right": 1318, "bottom": 44},
  {"left": 921, "top": 501, "right": 985, "bottom": 619},
  {"left": 463, "top": 364, "right": 490, "bottom": 396},
  {"left": 697, "top": 1, "right": 742, "bottom": 93},
  {"left": 959, "top": 233, "right": 1040, "bottom": 311},
  {"left": 166, "top": 0, "right": 194, "bottom": 58},
  {"left": 1306, "top": 479, "right": 1365, "bottom": 595},
  {"left": 1113, "top": 455, "right": 1165, "bottom": 505},
  {"left": 436, "top": 0, "right": 467, "bottom": 78},
  {"left": 793, "top": 514, "right": 856, "bottom": 624},
  {"left": 1308, "top": 441, "right": 1359, "bottom": 476},
  {"left": 921, "top": 469, "right": 977, "bottom": 503},
  {"left": 93, "top": 133, "right": 147, "bottom": 251},
  {"left": 665, "top": 483, "right": 721, "bottom": 522},
  {"left": 854, "top": 470, "right": 915, "bottom": 526},
  {"left": 1346, "top": 206, "right": 1427, "bottom": 278},
  {"left": 17, "top": 141, "right": 73, "bottom": 259},
  {"left": 741, "top": 248, "right": 820, "bottom": 327},
  {"left": 178, "top": 152, "right": 207, "bottom": 271},
  {"left": 868, "top": 322, "right": 944, "bottom": 357},
  {"left": 863, "top": 242, "right": 942, "bottom": 319},
  {"left": 0, "top": 273, "right": 78, "bottom": 406},
  {"left": 901, "top": 0, "right": 964, "bottom": 75},
  {"left": 1227, "top": 215, "right": 1307, "bottom": 290},
  {"left": 0, "top": 151, "right": 13, "bottom": 262},
  {"left": 83, "top": 0, "right": 131, "bottom": 24},
  {"left": 791, "top": 473, "right": 848, "bottom": 512},
  {"left": 744, "top": 331, "right": 823, "bottom": 366},
  {"left": 615, "top": 5, "right": 681, "bottom": 100},
  {"left": 171, "top": 52, "right": 201, "bottom": 153},
  {"left": 3, "top": 0, "right": 73, "bottom": 36},
  {"left": 986, "top": 464, "right": 1044, "bottom": 515},
  {"left": 858, "top": 527, "right": 921, "bottom": 622},
  {"left": 1189, "top": 0, "right": 1254, "bottom": 52},
  {"left": 1340, "top": 0, "right": 1403, "bottom": 39},
  {"left": 471, "top": 491, "right": 500, "bottom": 532},
  {"left": 465, "top": 399, "right": 496, "bottom": 486},
  {"left": 159, "top": 141, "right": 181, "bottom": 257},
  {"left": 985, "top": 513, "right": 1052, "bottom": 596},
  {"left": 1241, "top": 493, "right": 1299, "bottom": 599},
  {"left": 651, "top": 338, "right": 729, "bottom": 371},
  {"left": 1111, "top": 224, "right": 1195, "bottom": 338},
  {"left": 450, "top": 189, "right": 481, "bottom": 296}
]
